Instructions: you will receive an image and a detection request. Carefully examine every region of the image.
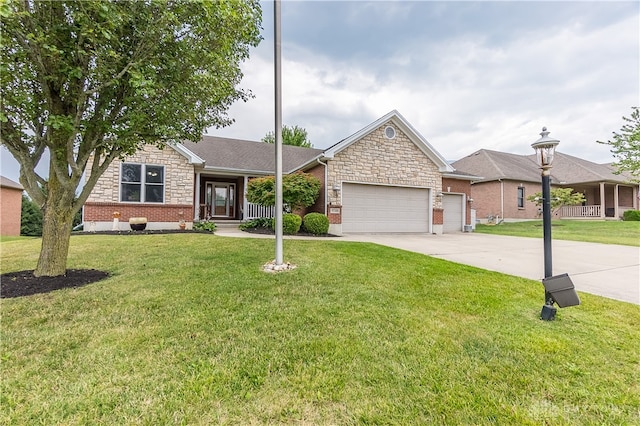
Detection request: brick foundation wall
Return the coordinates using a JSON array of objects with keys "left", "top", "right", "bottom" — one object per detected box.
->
[{"left": 84, "top": 202, "right": 193, "bottom": 223}]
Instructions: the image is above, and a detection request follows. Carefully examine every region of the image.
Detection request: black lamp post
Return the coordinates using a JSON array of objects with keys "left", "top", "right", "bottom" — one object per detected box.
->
[{"left": 531, "top": 127, "right": 559, "bottom": 320}]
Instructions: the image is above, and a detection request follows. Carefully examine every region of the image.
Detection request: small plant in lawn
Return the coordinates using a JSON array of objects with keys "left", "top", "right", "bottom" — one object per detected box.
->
[
  {"left": 193, "top": 221, "right": 216, "bottom": 233},
  {"left": 302, "top": 212, "right": 329, "bottom": 235}
]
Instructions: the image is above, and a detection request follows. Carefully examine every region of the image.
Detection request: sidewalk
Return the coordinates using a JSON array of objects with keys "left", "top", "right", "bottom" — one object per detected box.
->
[{"left": 216, "top": 228, "right": 640, "bottom": 305}]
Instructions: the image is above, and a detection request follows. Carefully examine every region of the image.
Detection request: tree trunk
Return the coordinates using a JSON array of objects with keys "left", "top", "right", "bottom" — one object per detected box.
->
[
  {"left": 34, "top": 171, "right": 76, "bottom": 277},
  {"left": 34, "top": 204, "right": 74, "bottom": 277}
]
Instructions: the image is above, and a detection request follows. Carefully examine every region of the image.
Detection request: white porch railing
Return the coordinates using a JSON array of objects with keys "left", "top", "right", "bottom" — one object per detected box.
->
[
  {"left": 245, "top": 203, "right": 275, "bottom": 220},
  {"left": 559, "top": 205, "right": 601, "bottom": 218}
]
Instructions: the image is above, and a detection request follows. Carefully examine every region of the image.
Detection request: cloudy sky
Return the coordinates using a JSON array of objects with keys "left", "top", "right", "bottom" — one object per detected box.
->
[
  {"left": 214, "top": 0, "right": 639, "bottom": 162},
  {"left": 1, "top": 0, "right": 638, "bottom": 183}
]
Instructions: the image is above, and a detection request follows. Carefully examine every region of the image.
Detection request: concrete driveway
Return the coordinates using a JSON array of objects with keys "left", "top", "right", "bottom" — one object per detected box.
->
[{"left": 216, "top": 228, "right": 640, "bottom": 305}]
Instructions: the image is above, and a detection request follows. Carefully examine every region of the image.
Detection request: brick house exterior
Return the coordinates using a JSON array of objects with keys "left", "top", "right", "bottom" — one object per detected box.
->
[
  {"left": 0, "top": 176, "right": 24, "bottom": 236},
  {"left": 452, "top": 149, "right": 639, "bottom": 222},
  {"left": 82, "top": 111, "right": 475, "bottom": 234}
]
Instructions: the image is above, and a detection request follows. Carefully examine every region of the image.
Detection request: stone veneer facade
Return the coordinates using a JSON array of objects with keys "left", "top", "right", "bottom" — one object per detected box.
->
[
  {"left": 326, "top": 121, "right": 444, "bottom": 233},
  {"left": 84, "top": 145, "right": 194, "bottom": 230}
]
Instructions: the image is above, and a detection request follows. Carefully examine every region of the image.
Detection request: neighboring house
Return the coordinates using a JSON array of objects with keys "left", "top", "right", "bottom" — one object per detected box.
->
[
  {"left": 0, "top": 176, "right": 24, "bottom": 236},
  {"left": 452, "top": 149, "right": 639, "bottom": 222},
  {"left": 84, "top": 110, "right": 477, "bottom": 234}
]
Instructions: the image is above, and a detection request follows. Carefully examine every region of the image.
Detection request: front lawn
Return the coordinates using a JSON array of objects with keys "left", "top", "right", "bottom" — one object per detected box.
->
[
  {"left": 2, "top": 234, "right": 639, "bottom": 424},
  {"left": 475, "top": 220, "right": 640, "bottom": 246}
]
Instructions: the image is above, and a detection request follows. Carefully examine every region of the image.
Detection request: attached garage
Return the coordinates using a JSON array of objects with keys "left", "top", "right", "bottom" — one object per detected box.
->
[
  {"left": 342, "top": 183, "right": 430, "bottom": 233},
  {"left": 443, "top": 194, "right": 464, "bottom": 233}
]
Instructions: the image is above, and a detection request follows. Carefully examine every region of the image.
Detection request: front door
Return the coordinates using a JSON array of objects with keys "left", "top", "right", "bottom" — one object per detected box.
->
[{"left": 206, "top": 183, "right": 235, "bottom": 218}]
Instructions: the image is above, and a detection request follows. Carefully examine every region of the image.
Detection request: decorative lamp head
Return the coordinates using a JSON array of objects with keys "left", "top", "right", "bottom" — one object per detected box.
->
[{"left": 531, "top": 127, "right": 560, "bottom": 168}]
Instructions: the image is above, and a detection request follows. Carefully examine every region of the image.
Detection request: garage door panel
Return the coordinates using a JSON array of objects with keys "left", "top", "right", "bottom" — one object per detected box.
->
[
  {"left": 342, "top": 183, "right": 429, "bottom": 233},
  {"left": 443, "top": 194, "right": 463, "bottom": 233}
]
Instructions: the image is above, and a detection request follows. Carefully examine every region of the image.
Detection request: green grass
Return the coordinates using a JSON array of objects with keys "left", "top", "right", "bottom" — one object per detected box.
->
[
  {"left": 475, "top": 220, "right": 640, "bottom": 246},
  {"left": 2, "top": 234, "right": 639, "bottom": 425}
]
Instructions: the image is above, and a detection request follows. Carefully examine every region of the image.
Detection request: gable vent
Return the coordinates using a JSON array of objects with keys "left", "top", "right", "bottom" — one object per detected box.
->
[{"left": 384, "top": 125, "right": 396, "bottom": 139}]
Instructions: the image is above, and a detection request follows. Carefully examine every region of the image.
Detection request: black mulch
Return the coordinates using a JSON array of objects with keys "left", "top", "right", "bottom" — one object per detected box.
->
[
  {"left": 1, "top": 269, "right": 110, "bottom": 299},
  {"left": 242, "top": 227, "right": 339, "bottom": 237},
  {"left": 74, "top": 229, "right": 215, "bottom": 236}
]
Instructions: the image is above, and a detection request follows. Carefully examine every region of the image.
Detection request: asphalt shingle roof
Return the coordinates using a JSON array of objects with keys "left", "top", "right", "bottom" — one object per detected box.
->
[
  {"left": 181, "top": 136, "right": 324, "bottom": 174},
  {"left": 0, "top": 176, "right": 23, "bottom": 190},
  {"left": 452, "top": 149, "right": 632, "bottom": 185}
]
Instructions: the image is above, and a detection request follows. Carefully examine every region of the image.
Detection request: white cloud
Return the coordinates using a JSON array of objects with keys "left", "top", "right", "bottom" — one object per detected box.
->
[{"left": 212, "top": 2, "right": 639, "bottom": 164}]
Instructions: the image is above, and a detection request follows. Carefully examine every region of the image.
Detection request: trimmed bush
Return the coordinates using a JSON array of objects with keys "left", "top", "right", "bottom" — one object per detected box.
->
[
  {"left": 303, "top": 212, "right": 329, "bottom": 235},
  {"left": 623, "top": 210, "right": 640, "bottom": 221},
  {"left": 239, "top": 217, "right": 272, "bottom": 230},
  {"left": 282, "top": 213, "right": 302, "bottom": 235}
]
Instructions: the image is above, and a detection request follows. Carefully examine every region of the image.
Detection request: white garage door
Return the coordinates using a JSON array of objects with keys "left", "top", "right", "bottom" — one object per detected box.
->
[
  {"left": 443, "top": 194, "right": 464, "bottom": 233},
  {"left": 342, "top": 183, "right": 430, "bottom": 233}
]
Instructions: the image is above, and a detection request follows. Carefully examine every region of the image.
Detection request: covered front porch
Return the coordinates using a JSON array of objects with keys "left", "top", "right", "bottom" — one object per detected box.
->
[
  {"left": 193, "top": 173, "right": 274, "bottom": 222},
  {"left": 558, "top": 181, "right": 638, "bottom": 219}
]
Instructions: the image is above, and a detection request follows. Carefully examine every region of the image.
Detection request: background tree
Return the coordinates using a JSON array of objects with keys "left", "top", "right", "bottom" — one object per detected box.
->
[
  {"left": 246, "top": 172, "right": 321, "bottom": 212},
  {"left": 20, "top": 195, "right": 43, "bottom": 236},
  {"left": 527, "top": 187, "right": 585, "bottom": 214},
  {"left": 1, "top": 0, "right": 262, "bottom": 276},
  {"left": 598, "top": 107, "right": 640, "bottom": 182},
  {"left": 262, "top": 125, "right": 313, "bottom": 147}
]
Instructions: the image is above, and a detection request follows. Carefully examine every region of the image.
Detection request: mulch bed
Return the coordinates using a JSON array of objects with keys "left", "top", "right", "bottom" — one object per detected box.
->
[
  {"left": 73, "top": 229, "right": 214, "bottom": 236},
  {"left": 1, "top": 269, "right": 110, "bottom": 299},
  {"left": 243, "top": 227, "right": 339, "bottom": 237}
]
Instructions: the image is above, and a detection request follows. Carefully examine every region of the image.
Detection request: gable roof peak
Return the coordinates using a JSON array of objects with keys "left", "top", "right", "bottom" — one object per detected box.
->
[{"left": 323, "top": 110, "right": 454, "bottom": 172}]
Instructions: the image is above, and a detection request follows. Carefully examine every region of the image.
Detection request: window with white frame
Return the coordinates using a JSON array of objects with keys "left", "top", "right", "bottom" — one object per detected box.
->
[
  {"left": 517, "top": 187, "right": 525, "bottom": 209},
  {"left": 120, "top": 163, "right": 164, "bottom": 203}
]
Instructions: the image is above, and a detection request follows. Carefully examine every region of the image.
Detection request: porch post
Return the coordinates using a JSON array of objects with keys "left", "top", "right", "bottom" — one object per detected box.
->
[
  {"left": 194, "top": 172, "right": 201, "bottom": 221},
  {"left": 599, "top": 182, "right": 606, "bottom": 219},
  {"left": 614, "top": 184, "right": 619, "bottom": 220},
  {"left": 243, "top": 175, "right": 249, "bottom": 220},
  {"left": 634, "top": 185, "right": 639, "bottom": 209}
]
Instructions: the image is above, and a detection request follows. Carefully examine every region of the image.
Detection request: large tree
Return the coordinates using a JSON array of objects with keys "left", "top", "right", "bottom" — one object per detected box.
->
[
  {"left": 598, "top": 107, "right": 640, "bottom": 182},
  {"left": 262, "top": 125, "right": 313, "bottom": 147},
  {"left": 0, "top": 0, "right": 262, "bottom": 276}
]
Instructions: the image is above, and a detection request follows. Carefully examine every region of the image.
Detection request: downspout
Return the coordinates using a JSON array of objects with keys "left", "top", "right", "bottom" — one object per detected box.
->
[{"left": 316, "top": 157, "right": 328, "bottom": 215}]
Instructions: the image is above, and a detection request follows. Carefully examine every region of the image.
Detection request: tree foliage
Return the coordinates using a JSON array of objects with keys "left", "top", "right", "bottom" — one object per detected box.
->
[
  {"left": 598, "top": 107, "right": 640, "bottom": 182},
  {"left": 0, "top": 0, "right": 262, "bottom": 276},
  {"left": 262, "top": 125, "right": 313, "bottom": 147},
  {"left": 20, "top": 195, "right": 43, "bottom": 236},
  {"left": 527, "top": 187, "right": 585, "bottom": 211},
  {"left": 246, "top": 172, "right": 321, "bottom": 212}
]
